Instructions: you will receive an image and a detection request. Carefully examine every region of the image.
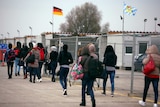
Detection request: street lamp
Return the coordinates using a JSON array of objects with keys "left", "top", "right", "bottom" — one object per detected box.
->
[
  {"left": 82, "top": 25, "right": 85, "bottom": 33},
  {"left": 7, "top": 32, "right": 10, "bottom": 38},
  {"left": 1, "top": 34, "right": 3, "bottom": 39},
  {"left": 29, "top": 26, "right": 32, "bottom": 35},
  {"left": 49, "top": 21, "right": 53, "bottom": 33},
  {"left": 154, "top": 17, "right": 157, "bottom": 33},
  {"left": 17, "top": 29, "right": 20, "bottom": 37},
  {"left": 1, "top": 34, "right": 3, "bottom": 43},
  {"left": 144, "top": 19, "right": 147, "bottom": 32}
]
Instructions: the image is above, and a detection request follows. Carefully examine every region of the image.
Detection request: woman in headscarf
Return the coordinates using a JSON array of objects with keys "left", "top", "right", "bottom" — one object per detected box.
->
[
  {"left": 47, "top": 46, "right": 58, "bottom": 82},
  {"left": 139, "top": 45, "right": 160, "bottom": 107}
]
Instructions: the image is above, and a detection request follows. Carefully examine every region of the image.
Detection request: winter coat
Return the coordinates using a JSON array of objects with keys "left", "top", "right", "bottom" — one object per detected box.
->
[
  {"left": 24, "top": 47, "right": 40, "bottom": 68},
  {"left": 58, "top": 51, "right": 73, "bottom": 65},
  {"left": 143, "top": 45, "right": 160, "bottom": 78}
]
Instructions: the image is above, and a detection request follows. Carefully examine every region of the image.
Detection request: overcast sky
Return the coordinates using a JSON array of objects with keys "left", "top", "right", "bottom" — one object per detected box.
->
[{"left": 0, "top": 0, "right": 160, "bottom": 38}]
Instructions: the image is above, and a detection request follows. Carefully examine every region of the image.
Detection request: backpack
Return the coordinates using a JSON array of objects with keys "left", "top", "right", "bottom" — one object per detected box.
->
[
  {"left": 26, "top": 54, "right": 35, "bottom": 63},
  {"left": 14, "top": 48, "right": 20, "bottom": 56},
  {"left": 87, "top": 56, "right": 104, "bottom": 79},
  {"left": 70, "top": 56, "right": 84, "bottom": 80},
  {"left": 26, "top": 48, "right": 40, "bottom": 63},
  {"left": 39, "top": 48, "right": 45, "bottom": 61},
  {"left": 143, "top": 54, "right": 155, "bottom": 75},
  {"left": 8, "top": 49, "right": 16, "bottom": 62}
]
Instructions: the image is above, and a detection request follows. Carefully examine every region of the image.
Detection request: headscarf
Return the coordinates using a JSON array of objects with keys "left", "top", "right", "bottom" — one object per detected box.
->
[
  {"left": 51, "top": 46, "right": 57, "bottom": 52},
  {"left": 145, "top": 45, "right": 159, "bottom": 54}
]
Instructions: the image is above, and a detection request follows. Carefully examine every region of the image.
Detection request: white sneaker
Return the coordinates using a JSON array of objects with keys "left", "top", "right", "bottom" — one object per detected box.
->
[
  {"left": 63, "top": 89, "right": 67, "bottom": 95},
  {"left": 39, "top": 78, "right": 42, "bottom": 82},
  {"left": 153, "top": 103, "right": 158, "bottom": 107},
  {"left": 138, "top": 100, "right": 146, "bottom": 106},
  {"left": 111, "top": 94, "right": 114, "bottom": 97}
]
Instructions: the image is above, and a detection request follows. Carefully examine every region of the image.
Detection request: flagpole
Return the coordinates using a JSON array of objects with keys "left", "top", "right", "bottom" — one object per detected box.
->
[
  {"left": 52, "top": 13, "right": 54, "bottom": 33},
  {"left": 122, "top": 4, "right": 125, "bottom": 35}
]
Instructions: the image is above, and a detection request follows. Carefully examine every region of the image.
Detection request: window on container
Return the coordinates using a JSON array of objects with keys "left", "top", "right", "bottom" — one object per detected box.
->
[
  {"left": 126, "top": 46, "right": 132, "bottom": 53},
  {"left": 139, "top": 43, "right": 147, "bottom": 54}
]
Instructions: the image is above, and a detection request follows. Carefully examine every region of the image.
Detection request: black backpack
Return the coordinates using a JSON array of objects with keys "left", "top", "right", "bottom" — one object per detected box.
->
[
  {"left": 26, "top": 54, "right": 35, "bottom": 63},
  {"left": 87, "top": 56, "right": 104, "bottom": 79}
]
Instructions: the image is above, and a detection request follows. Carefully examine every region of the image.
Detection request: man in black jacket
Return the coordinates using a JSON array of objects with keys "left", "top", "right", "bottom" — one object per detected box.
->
[{"left": 58, "top": 44, "right": 73, "bottom": 95}]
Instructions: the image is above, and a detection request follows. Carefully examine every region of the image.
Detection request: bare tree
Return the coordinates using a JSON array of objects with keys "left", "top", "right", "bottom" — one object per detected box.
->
[
  {"left": 59, "top": 23, "right": 68, "bottom": 32},
  {"left": 60, "top": 2, "right": 102, "bottom": 34},
  {"left": 101, "top": 22, "right": 110, "bottom": 33}
]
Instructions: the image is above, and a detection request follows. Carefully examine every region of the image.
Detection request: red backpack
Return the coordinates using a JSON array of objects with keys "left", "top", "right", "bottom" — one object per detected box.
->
[
  {"left": 39, "top": 48, "right": 45, "bottom": 61},
  {"left": 14, "top": 48, "right": 20, "bottom": 56}
]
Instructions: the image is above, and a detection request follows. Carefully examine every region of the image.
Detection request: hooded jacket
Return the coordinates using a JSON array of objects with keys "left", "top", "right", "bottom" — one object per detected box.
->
[{"left": 143, "top": 45, "right": 160, "bottom": 78}]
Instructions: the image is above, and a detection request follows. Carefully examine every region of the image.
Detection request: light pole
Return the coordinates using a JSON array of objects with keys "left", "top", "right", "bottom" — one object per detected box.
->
[
  {"left": 17, "top": 29, "right": 20, "bottom": 37},
  {"left": 1, "top": 34, "right": 3, "bottom": 43},
  {"left": 82, "top": 25, "right": 85, "bottom": 33},
  {"left": 49, "top": 21, "right": 53, "bottom": 33},
  {"left": 29, "top": 26, "right": 32, "bottom": 35},
  {"left": 1, "top": 34, "right": 3, "bottom": 39},
  {"left": 7, "top": 32, "right": 10, "bottom": 38},
  {"left": 158, "top": 24, "right": 160, "bottom": 32},
  {"left": 29, "top": 26, "right": 33, "bottom": 41},
  {"left": 154, "top": 17, "right": 157, "bottom": 33},
  {"left": 144, "top": 19, "right": 147, "bottom": 32}
]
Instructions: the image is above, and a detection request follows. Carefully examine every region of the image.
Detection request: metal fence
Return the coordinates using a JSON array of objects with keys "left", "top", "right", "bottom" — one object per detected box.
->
[
  {"left": 45, "top": 35, "right": 160, "bottom": 69},
  {"left": 48, "top": 36, "right": 101, "bottom": 62}
]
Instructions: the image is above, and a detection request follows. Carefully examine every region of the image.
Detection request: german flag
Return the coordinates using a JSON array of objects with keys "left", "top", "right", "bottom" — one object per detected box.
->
[{"left": 53, "top": 7, "right": 63, "bottom": 16}]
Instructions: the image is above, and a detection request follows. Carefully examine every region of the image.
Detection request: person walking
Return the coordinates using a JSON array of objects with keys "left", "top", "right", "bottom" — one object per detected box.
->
[
  {"left": 14, "top": 41, "right": 22, "bottom": 76},
  {"left": 26, "top": 42, "right": 34, "bottom": 77},
  {"left": 102, "top": 45, "right": 117, "bottom": 97},
  {"left": 47, "top": 46, "right": 58, "bottom": 82},
  {"left": 79, "top": 44, "right": 97, "bottom": 107},
  {"left": 58, "top": 44, "right": 73, "bottom": 95},
  {"left": 138, "top": 45, "right": 160, "bottom": 107},
  {"left": 37, "top": 43, "right": 45, "bottom": 82},
  {"left": 24, "top": 44, "right": 40, "bottom": 83},
  {"left": 21, "top": 44, "right": 29, "bottom": 79},
  {"left": 4, "top": 43, "right": 15, "bottom": 79}
]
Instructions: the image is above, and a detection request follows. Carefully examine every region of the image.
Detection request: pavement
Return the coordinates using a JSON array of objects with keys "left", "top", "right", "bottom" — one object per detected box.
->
[{"left": 0, "top": 63, "right": 159, "bottom": 107}]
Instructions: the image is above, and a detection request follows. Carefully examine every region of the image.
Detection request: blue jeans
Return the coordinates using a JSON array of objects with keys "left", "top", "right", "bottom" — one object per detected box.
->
[
  {"left": 59, "top": 67, "right": 69, "bottom": 90},
  {"left": 143, "top": 76, "right": 159, "bottom": 103},
  {"left": 14, "top": 57, "right": 20, "bottom": 74},
  {"left": 37, "top": 61, "right": 43, "bottom": 79},
  {"left": 50, "top": 61, "right": 57, "bottom": 79},
  {"left": 28, "top": 67, "right": 38, "bottom": 81},
  {"left": 7, "top": 61, "right": 14, "bottom": 78},
  {"left": 81, "top": 73, "right": 95, "bottom": 101},
  {"left": 103, "top": 70, "right": 115, "bottom": 93}
]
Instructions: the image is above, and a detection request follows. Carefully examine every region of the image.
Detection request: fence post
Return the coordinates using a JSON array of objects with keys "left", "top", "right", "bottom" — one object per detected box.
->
[{"left": 75, "top": 36, "right": 78, "bottom": 63}]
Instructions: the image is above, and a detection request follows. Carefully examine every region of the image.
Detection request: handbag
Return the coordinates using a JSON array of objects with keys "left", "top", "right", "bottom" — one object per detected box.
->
[
  {"left": 143, "top": 54, "right": 155, "bottom": 75},
  {"left": 71, "top": 63, "right": 84, "bottom": 80},
  {"left": 45, "top": 61, "right": 51, "bottom": 70}
]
